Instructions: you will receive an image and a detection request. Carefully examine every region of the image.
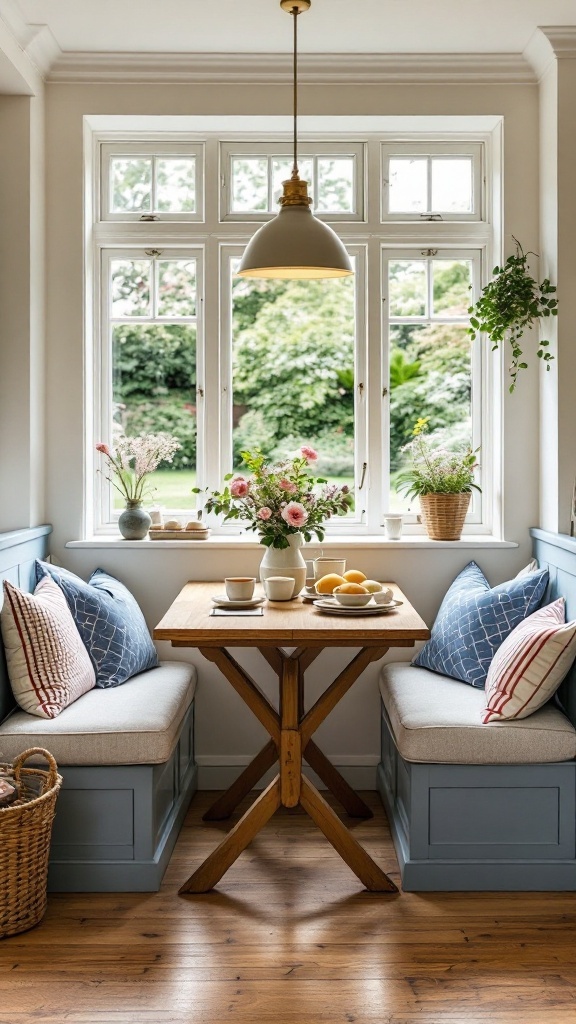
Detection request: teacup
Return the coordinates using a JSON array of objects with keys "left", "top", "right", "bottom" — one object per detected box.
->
[
  {"left": 263, "top": 576, "right": 295, "bottom": 601},
  {"left": 313, "top": 557, "right": 346, "bottom": 579},
  {"left": 225, "top": 577, "right": 256, "bottom": 601}
]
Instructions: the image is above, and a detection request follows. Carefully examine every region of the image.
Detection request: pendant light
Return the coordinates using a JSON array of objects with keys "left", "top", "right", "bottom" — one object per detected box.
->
[{"left": 236, "top": 0, "right": 353, "bottom": 280}]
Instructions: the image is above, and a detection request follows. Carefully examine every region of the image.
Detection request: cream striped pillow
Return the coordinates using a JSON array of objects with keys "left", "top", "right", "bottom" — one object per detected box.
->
[
  {"left": 482, "top": 598, "right": 576, "bottom": 724},
  {"left": 1, "top": 577, "right": 95, "bottom": 719}
]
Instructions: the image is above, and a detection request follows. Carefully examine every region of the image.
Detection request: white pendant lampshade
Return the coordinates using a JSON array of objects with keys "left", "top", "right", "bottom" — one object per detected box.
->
[
  {"left": 237, "top": 185, "right": 353, "bottom": 280},
  {"left": 237, "top": 0, "right": 353, "bottom": 281}
]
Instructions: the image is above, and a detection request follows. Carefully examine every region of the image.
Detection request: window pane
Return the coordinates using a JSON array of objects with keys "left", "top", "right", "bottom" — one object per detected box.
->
[
  {"left": 231, "top": 157, "right": 268, "bottom": 212},
  {"left": 389, "top": 323, "right": 472, "bottom": 511},
  {"left": 389, "top": 261, "right": 427, "bottom": 317},
  {"left": 157, "top": 260, "right": 197, "bottom": 317},
  {"left": 110, "top": 158, "right": 152, "bottom": 213},
  {"left": 316, "top": 157, "right": 354, "bottom": 212},
  {"left": 431, "top": 158, "right": 473, "bottom": 213},
  {"left": 112, "top": 323, "right": 197, "bottom": 509},
  {"left": 272, "top": 158, "right": 313, "bottom": 208},
  {"left": 111, "top": 260, "right": 151, "bottom": 317},
  {"left": 433, "top": 259, "right": 473, "bottom": 316},
  {"left": 388, "top": 158, "right": 427, "bottom": 213},
  {"left": 231, "top": 268, "right": 356, "bottom": 499},
  {"left": 156, "top": 158, "right": 196, "bottom": 213}
]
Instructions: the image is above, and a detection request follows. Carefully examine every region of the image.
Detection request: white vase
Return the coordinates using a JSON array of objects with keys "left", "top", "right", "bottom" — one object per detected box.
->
[{"left": 259, "top": 533, "right": 307, "bottom": 598}]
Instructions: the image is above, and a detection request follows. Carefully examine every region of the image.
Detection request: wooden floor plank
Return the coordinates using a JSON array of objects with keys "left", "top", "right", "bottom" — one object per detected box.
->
[{"left": 3, "top": 790, "right": 576, "bottom": 1024}]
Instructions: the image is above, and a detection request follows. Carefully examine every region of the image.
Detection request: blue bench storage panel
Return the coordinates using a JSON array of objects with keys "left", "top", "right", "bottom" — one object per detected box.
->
[
  {"left": 378, "top": 528, "right": 576, "bottom": 892},
  {"left": 0, "top": 527, "right": 197, "bottom": 892}
]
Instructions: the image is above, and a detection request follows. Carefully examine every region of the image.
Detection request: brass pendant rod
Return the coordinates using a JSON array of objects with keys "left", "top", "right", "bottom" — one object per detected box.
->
[{"left": 292, "top": 6, "right": 298, "bottom": 179}]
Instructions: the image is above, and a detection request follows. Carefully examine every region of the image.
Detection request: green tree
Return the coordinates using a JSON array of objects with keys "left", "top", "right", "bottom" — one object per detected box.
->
[{"left": 233, "top": 277, "right": 355, "bottom": 457}]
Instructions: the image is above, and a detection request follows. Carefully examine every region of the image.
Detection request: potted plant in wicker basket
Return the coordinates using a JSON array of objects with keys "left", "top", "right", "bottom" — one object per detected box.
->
[{"left": 397, "top": 419, "right": 480, "bottom": 541}]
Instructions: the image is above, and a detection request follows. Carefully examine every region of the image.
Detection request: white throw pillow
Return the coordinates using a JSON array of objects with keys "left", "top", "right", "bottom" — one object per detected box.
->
[
  {"left": 1, "top": 577, "right": 96, "bottom": 719},
  {"left": 482, "top": 598, "right": 576, "bottom": 724},
  {"left": 514, "top": 559, "right": 539, "bottom": 578}
]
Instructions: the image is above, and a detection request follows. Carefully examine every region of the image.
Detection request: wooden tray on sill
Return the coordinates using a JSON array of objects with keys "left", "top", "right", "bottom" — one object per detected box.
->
[{"left": 149, "top": 529, "right": 211, "bottom": 541}]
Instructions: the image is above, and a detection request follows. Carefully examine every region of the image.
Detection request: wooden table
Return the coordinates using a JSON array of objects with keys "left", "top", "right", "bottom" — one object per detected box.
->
[{"left": 154, "top": 582, "right": 429, "bottom": 895}]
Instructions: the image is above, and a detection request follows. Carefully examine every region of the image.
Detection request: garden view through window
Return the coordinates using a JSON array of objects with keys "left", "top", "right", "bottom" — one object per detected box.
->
[
  {"left": 388, "top": 257, "right": 474, "bottom": 512},
  {"left": 110, "top": 255, "right": 198, "bottom": 509},
  {"left": 231, "top": 265, "right": 356, "bottom": 505}
]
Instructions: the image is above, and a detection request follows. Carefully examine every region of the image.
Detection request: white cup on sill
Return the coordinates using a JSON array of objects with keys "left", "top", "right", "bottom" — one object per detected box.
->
[{"left": 384, "top": 515, "right": 403, "bottom": 540}]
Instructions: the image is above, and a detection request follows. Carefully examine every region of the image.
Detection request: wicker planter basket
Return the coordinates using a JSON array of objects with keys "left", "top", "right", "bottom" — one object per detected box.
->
[
  {"left": 0, "top": 748, "right": 62, "bottom": 939},
  {"left": 419, "top": 492, "right": 471, "bottom": 541}
]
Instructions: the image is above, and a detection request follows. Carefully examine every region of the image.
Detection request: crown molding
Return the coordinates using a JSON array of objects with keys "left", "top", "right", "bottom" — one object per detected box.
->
[
  {"left": 524, "top": 26, "right": 576, "bottom": 80},
  {"left": 47, "top": 50, "right": 536, "bottom": 86},
  {"left": 0, "top": 0, "right": 60, "bottom": 77}
]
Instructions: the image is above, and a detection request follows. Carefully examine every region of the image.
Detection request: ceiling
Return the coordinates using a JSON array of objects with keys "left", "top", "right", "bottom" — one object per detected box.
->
[{"left": 6, "top": 0, "right": 576, "bottom": 56}]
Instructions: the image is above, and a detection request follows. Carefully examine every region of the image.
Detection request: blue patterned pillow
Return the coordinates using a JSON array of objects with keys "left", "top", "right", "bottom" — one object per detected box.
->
[
  {"left": 413, "top": 561, "right": 549, "bottom": 688},
  {"left": 35, "top": 562, "right": 158, "bottom": 688}
]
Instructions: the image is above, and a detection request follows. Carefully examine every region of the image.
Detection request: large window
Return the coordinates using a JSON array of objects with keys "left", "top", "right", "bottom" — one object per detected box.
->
[{"left": 91, "top": 130, "right": 495, "bottom": 535}]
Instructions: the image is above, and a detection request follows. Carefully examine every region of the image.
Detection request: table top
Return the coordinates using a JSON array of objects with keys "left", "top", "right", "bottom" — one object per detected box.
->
[{"left": 154, "top": 582, "right": 430, "bottom": 648}]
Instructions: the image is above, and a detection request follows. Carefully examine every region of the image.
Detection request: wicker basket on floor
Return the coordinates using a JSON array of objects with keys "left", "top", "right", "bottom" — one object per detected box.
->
[
  {"left": 419, "top": 492, "right": 471, "bottom": 541},
  {"left": 0, "top": 748, "right": 62, "bottom": 939}
]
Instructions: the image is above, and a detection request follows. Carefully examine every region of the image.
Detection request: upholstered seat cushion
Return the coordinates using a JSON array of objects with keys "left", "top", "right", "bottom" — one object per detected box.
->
[
  {"left": 0, "top": 661, "right": 196, "bottom": 765},
  {"left": 379, "top": 662, "right": 576, "bottom": 764}
]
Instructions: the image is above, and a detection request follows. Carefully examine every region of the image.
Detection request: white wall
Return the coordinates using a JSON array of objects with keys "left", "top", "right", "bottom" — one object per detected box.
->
[
  {"left": 538, "top": 45, "right": 576, "bottom": 535},
  {"left": 0, "top": 87, "right": 45, "bottom": 532},
  {"left": 40, "top": 79, "right": 541, "bottom": 784}
]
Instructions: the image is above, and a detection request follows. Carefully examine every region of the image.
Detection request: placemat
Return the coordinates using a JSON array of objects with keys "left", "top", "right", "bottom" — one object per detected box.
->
[{"left": 210, "top": 607, "right": 264, "bottom": 617}]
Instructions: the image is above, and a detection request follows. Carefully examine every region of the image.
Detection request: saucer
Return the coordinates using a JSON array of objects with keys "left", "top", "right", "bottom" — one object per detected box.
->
[{"left": 211, "top": 594, "right": 265, "bottom": 609}]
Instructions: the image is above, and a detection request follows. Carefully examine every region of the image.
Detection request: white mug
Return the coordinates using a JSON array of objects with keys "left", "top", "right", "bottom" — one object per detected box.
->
[
  {"left": 384, "top": 515, "right": 403, "bottom": 540},
  {"left": 263, "top": 576, "right": 295, "bottom": 601},
  {"left": 225, "top": 577, "right": 256, "bottom": 601},
  {"left": 313, "top": 557, "right": 346, "bottom": 579}
]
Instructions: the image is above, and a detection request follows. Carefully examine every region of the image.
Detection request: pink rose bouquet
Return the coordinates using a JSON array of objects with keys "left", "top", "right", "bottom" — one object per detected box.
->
[{"left": 198, "top": 447, "right": 351, "bottom": 549}]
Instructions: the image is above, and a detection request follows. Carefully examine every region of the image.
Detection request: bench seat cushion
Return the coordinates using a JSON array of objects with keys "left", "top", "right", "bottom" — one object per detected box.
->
[
  {"left": 380, "top": 662, "right": 576, "bottom": 764},
  {"left": 0, "top": 661, "right": 196, "bottom": 766}
]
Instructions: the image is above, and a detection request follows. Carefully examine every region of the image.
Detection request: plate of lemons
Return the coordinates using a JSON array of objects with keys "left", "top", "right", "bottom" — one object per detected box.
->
[{"left": 310, "top": 570, "right": 402, "bottom": 614}]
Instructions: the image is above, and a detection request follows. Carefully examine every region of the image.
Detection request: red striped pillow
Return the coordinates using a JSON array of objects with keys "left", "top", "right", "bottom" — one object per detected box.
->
[
  {"left": 1, "top": 577, "right": 95, "bottom": 719},
  {"left": 482, "top": 599, "right": 576, "bottom": 724}
]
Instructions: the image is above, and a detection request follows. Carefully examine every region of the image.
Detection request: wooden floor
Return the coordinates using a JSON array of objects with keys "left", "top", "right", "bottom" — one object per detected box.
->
[{"left": 2, "top": 790, "right": 576, "bottom": 1023}]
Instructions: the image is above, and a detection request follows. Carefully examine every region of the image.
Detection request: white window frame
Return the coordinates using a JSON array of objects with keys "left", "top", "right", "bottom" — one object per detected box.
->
[
  {"left": 220, "top": 140, "right": 366, "bottom": 222},
  {"left": 100, "top": 142, "right": 205, "bottom": 222},
  {"left": 381, "top": 141, "right": 484, "bottom": 223},
  {"left": 87, "top": 123, "right": 500, "bottom": 537},
  {"left": 95, "top": 246, "right": 205, "bottom": 528},
  {"left": 381, "top": 246, "right": 485, "bottom": 528},
  {"left": 217, "top": 244, "right": 369, "bottom": 531}
]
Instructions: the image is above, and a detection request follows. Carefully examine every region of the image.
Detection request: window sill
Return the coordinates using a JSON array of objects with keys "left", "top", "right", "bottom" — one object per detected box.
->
[{"left": 66, "top": 534, "right": 518, "bottom": 551}]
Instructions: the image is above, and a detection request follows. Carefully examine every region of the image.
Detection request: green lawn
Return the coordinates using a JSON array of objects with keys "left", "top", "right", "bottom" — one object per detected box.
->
[
  {"left": 114, "top": 468, "right": 356, "bottom": 511},
  {"left": 114, "top": 470, "right": 198, "bottom": 510}
]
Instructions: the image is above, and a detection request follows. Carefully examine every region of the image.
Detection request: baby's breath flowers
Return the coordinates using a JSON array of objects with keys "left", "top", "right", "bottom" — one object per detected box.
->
[{"left": 96, "top": 434, "right": 181, "bottom": 504}]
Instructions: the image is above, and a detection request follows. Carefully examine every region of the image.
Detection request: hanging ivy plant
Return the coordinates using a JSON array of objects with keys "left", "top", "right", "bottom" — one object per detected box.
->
[{"left": 468, "top": 237, "right": 558, "bottom": 392}]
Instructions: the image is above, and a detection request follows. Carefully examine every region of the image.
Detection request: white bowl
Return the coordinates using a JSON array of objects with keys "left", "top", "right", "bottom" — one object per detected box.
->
[{"left": 332, "top": 588, "right": 372, "bottom": 607}]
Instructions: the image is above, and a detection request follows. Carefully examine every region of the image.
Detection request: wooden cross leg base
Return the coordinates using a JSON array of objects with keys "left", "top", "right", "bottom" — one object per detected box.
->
[
  {"left": 203, "top": 647, "right": 373, "bottom": 823},
  {"left": 180, "top": 645, "right": 398, "bottom": 895}
]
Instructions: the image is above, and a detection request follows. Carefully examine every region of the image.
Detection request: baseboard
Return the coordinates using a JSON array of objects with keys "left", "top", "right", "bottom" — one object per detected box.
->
[{"left": 197, "top": 756, "right": 378, "bottom": 791}]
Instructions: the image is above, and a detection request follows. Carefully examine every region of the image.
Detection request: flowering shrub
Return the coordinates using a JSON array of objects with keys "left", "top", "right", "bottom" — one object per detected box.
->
[
  {"left": 96, "top": 434, "right": 181, "bottom": 505},
  {"left": 397, "top": 419, "right": 480, "bottom": 499},
  {"left": 198, "top": 447, "right": 351, "bottom": 549}
]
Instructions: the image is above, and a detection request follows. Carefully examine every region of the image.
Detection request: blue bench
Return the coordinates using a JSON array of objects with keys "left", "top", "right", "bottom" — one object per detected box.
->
[
  {"left": 0, "top": 527, "right": 197, "bottom": 892},
  {"left": 378, "top": 529, "right": 576, "bottom": 891}
]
